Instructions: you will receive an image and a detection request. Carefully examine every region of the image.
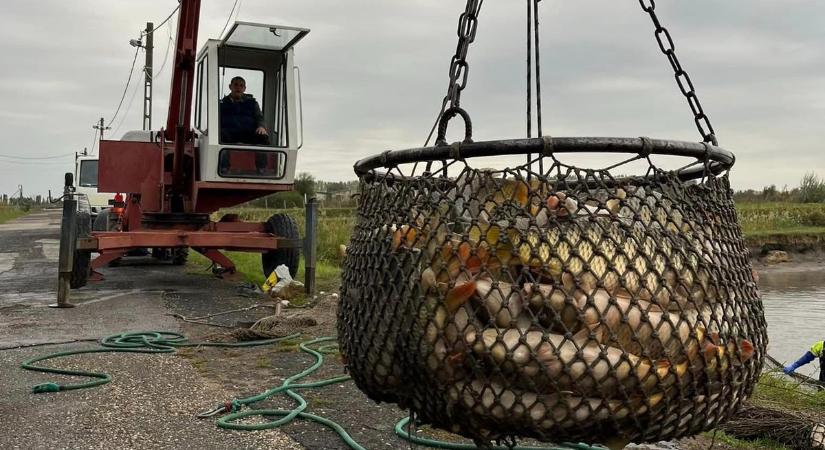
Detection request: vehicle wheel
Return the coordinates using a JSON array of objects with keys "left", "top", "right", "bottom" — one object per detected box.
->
[
  {"left": 262, "top": 214, "right": 300, "bottom": 278},
  {"left": 172, "top": 248, "right": 189, "bottom": 265},
  {"left": 70, "top": 210, "right": 92, "bottom": 288}
]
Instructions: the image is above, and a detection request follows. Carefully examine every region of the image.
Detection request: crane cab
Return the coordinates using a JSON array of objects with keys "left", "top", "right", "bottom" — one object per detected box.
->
[{"left": 194, "top": 22, "right": 309, "bottom": 186}]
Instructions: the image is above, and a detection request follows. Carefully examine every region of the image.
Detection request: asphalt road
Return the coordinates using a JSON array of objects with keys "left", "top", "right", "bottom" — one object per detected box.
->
[{"left": 0, "top": 209, "right": 302, "bottom": 449}]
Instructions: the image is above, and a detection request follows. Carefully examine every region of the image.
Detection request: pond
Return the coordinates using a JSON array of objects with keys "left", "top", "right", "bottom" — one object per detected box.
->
[{"left": 759, "top": 267, "right": 825, "bottom": 375}]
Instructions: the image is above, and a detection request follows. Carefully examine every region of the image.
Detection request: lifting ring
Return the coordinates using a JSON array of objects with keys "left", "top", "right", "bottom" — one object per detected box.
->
[{"left": 435, "top": 107, "right": 473, "bottom": 147}]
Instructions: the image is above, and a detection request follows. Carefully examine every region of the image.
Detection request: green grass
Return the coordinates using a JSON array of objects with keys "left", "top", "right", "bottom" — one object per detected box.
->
[
  {"left": 736, "top": 202, "right": 825, "bottom": 239},
  {"left": 750, "top": 372, "right": 825, "bottom": 412},
  {"left": 0, "top": 206, "right": 26, "bottom": 224},
  {"left": 701, "top": 430, "right": 786, "bottom": 450}
]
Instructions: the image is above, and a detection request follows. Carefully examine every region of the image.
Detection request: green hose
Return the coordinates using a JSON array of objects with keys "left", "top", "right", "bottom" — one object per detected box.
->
[
  {"left": 23, "top": 332, "right": 600, "bottom": 450},
  {"left": 21, "top": 331, "right": 300, "bottom": 393}
]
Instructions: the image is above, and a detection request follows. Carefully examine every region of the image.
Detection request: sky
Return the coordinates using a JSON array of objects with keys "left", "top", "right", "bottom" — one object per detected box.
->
[{"left": 0, "top": 0, "right": 823, "bottom": 199}]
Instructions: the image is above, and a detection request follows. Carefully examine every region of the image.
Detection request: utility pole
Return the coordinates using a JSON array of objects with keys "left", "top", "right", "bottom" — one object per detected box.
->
[
  {"left": 93, "top": 117, "right": 111, "bottom": 141},
  {"left": 143, "top": 22, "right": 154, "bottom": 131}
]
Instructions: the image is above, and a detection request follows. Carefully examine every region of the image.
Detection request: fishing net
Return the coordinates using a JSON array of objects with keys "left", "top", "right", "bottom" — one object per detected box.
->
[{"left": 338, "top": 136, "right": 767, "bottom": 445}]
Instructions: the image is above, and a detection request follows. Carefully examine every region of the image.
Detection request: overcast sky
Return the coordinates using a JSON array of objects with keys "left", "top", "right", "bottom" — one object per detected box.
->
[{"left": 1, "top": 0, "right": 823, "bottom": 198}]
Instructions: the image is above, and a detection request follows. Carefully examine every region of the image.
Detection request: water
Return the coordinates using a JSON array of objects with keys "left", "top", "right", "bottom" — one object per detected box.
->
[{"left": 759, "top": 268, "right": 825, "bottom": 376}]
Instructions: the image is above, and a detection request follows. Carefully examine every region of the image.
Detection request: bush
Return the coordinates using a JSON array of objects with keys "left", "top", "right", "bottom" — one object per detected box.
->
[{"left": 804, "top": 211, "right": 825, "bottom": 227}]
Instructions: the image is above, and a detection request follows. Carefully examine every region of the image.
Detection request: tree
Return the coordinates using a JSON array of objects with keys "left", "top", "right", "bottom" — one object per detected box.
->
[{"left": 294, "top": 172, "right": 316, "bottom": 199}]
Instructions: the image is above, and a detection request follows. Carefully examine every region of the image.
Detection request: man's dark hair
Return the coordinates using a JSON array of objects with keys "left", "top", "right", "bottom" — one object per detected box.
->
[{"left": 230, "top": 76, "right": 246, "bottom": 85}]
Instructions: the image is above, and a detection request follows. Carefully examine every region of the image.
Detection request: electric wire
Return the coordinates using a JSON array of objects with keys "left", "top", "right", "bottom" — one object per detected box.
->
[
  {"left": 0, "top": 153, "right": 73, "bottom": 160},
  {"left": 106, "top": 46, "right": 142, "bottom": 129},
  {"left": 153, "top": 23, "right": 174, "bottom": 78},
  {"left": 89, "top": 128, "right": 98, "bottom": 156},
  {"left": 141, "top": 4, "right": 181, "bottom": 37},
  {"left": 110, "top": 69, "right": 145, "bottom": 137},
  {"left": 218, "top": 0, "right": 241, "bottom": 39}
]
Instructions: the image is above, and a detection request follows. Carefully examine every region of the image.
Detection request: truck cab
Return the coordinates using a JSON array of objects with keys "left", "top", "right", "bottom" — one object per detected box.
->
[
  {"left": 194, "top": 22, "right": 308, "bottom": 186},
  {"left": 74, "top": 156, "right": 111, "bottom": 218}
]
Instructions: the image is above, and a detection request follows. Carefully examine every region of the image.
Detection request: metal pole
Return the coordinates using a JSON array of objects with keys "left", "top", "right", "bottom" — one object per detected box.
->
[
  {"left": 304, "top": 197, "right": 318, "bottom": 295},
  {"left": 143, "top": 22, "right": 154, "bottom": 131},
  {"left": 53, "top": 173, "right": 77, "bottom": 308}
]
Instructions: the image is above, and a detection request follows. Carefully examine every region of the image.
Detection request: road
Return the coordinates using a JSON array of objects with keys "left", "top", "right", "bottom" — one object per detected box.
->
[{"left": 0, "top": 209, "right": 301, "bottom": 449}]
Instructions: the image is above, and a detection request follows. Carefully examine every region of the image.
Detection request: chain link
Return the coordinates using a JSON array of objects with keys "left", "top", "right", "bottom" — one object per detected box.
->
[
  {"left": 639, "top": 0, "right": 718, "bottom": 146},
  {"left": 447, "top": 0, "right": 483, "bottom": 108}
]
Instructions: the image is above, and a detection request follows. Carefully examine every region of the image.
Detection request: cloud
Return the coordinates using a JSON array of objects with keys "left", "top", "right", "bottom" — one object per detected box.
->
[{"left": 0, "top": 0, "right": 823, "bottom": 197}]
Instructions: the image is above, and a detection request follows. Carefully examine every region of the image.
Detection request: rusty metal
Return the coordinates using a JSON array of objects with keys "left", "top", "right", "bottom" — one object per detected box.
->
[{"left": 79, "top": 231, "right": 301, "bottom": 252}]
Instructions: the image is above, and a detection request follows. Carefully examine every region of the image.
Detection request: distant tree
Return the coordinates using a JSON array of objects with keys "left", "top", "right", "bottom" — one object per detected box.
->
[
  {"left": 799, "top": 172, "right": 825, "bottom": 203},
  {"left": 294, "top": 172, "right": 316, "bottom": 199}
]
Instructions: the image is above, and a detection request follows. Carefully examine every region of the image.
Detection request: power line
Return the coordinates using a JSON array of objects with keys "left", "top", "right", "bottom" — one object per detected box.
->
[
  {"left": 0, "top": 153, "right": 73, "bottom": 160},
  {"left": 141, "top": 4, "right": 181, "bottom": 37},
  {"left": 90, "top": 128, "right": 99, "bottom": 156},
  {"left": 218, "top": 0, "right": 241, "bottom": 39},
  {"left": 111, "top": 71, "right": 144, "bottom": 137},
  {"left": 107, "top": 46, "right": 142, "bottom": 128},
  {"left": 154, "top": 21, "right": 175, "bottom": 78}
]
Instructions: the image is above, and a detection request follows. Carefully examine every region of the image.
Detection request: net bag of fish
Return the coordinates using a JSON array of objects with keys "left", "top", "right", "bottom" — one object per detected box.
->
[{"left": 339, "top": 136, "right": 767, "bottom": 445}]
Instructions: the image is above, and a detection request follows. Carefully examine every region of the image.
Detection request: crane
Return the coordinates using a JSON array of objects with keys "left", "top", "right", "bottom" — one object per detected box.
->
[{"left": 58, "top": 0, "right": 311, "bottom": 300}]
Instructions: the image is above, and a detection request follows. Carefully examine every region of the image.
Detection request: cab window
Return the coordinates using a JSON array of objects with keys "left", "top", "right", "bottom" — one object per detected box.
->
[{"left": 79, "top": 160, "right": 98, "bottom": 188}]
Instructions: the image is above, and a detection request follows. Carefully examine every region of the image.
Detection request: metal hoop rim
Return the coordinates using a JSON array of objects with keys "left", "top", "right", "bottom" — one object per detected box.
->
[{"left": 353, "top": 136, "right": 735, "bottom": 181}]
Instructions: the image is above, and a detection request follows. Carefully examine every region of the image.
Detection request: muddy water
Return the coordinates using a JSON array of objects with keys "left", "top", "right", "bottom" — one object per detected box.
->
[{"left": 759, "top": 268, "right": 825, "bottom": 372}]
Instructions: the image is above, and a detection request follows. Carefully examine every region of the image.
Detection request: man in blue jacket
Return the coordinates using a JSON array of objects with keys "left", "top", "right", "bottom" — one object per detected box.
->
[
  {"left": 784, "top": 341, "right": 825, "bottom": 382},
  {"left": 220, "top": 76, "right": 268, "bottom": 145}
]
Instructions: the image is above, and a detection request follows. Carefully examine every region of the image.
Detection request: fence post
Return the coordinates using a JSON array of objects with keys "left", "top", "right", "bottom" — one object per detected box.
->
[
  {"left": 53, "top": 173, "right": 77, "bottom": 308},
  {"left": 304, "top": 197, "right": 318, "bottom": 295}
]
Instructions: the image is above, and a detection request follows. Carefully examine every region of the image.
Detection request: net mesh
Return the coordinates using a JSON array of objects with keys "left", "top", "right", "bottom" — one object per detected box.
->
[{"left": 339, "top": 155, "right": 766, "bottom": 444}]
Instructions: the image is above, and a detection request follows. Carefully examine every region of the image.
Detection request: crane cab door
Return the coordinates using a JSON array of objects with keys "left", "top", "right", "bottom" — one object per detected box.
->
[{"left": 194, "top": 23, "right": 309, "bottom": 186}]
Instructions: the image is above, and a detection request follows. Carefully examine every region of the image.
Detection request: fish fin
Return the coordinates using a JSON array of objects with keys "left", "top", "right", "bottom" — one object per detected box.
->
[
  {"left": 739, "top": 339, "right": 755, "bottom": 362},
  {"left": 445, "top": 281, "right": 476, "bottom": 313},
  {"left": 655, "top": 360, "right": 671, "bottom": 379}
]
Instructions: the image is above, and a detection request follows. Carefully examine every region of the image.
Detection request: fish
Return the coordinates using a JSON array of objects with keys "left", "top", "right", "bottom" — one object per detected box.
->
[
  {"left": 474, "top": 277, "right": 522, "bottom": 328},
  {"left": 520, "top": 283, "right": 706, "bottom": 363},
  {"left": 447, "top": 379, "right": 662, "bottom": 427},
  {"left": 465, "top": 327, "right": 668, "bottom": 394}
]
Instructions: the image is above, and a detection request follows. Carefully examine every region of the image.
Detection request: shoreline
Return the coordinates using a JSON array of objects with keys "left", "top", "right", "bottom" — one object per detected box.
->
[{"left": 749, "top": 247, "right": 825, "bottom": 275}]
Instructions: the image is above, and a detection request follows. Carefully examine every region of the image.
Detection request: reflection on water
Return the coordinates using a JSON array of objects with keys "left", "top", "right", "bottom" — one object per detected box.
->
[{"left": 759, "top": 269, "right": 825, "bottom": 375}]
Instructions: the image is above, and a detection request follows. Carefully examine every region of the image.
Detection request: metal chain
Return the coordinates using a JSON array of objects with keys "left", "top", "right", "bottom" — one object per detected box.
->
[
  {"left": 423, "top": 0, "right": 484, "bottom": 148},
  {"left": 639, "top": 0, "right": 718, "bottom": 146},
  {"left": 448, "top": 0, "right": 483, "bottom": 108}
]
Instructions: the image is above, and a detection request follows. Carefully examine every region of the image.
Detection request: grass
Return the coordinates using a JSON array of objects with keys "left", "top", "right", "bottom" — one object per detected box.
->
[
  {"left": 701, "top": 430, "right": 786, "bottom": 450},
  {"left": 750, "top": 372, "right": 825, "bottom": 412},
  {"left": 0, "top": 205, "right": 26, "bottom": 224},
  {"left": 736, "top": 202, "right": 825, "bottom": 246}
]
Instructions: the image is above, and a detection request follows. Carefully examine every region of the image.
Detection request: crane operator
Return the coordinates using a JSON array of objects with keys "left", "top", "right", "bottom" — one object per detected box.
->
[{"left": 220, "top": 76, "right": 268, "bottom": 145}]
